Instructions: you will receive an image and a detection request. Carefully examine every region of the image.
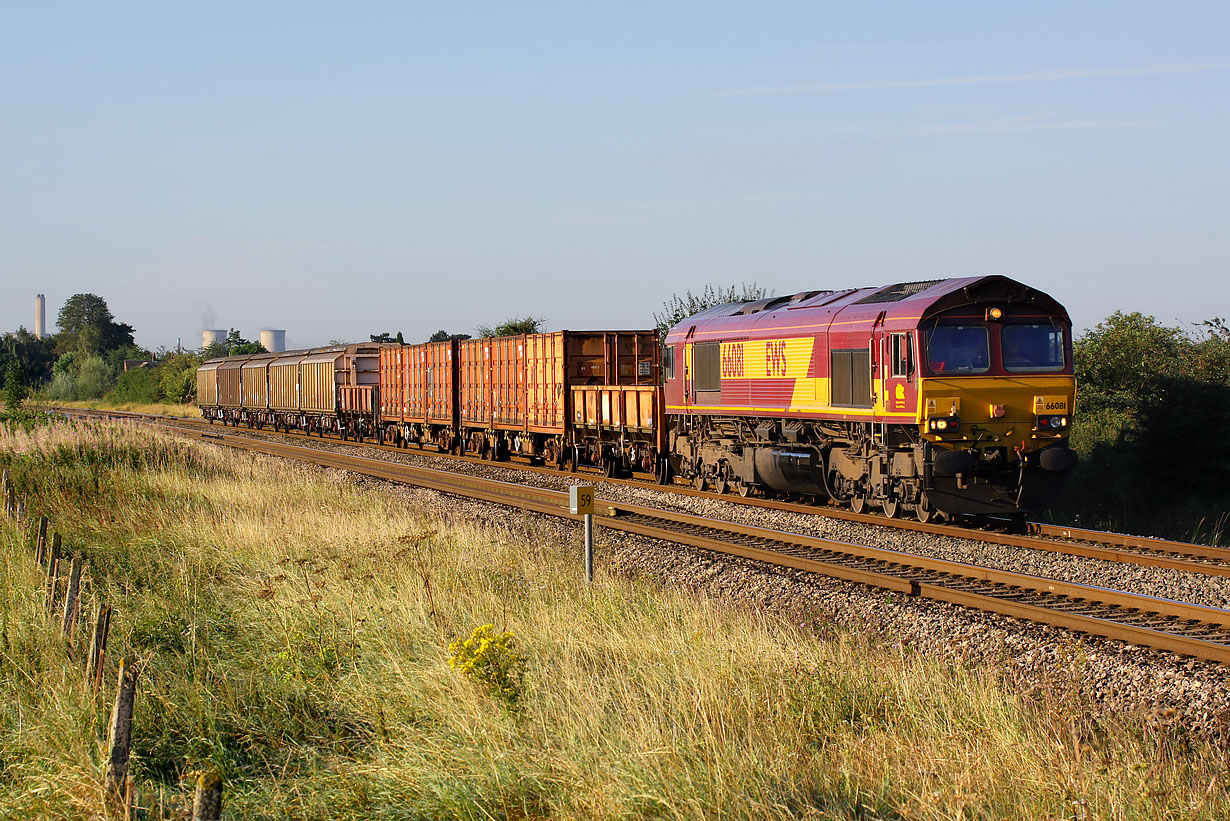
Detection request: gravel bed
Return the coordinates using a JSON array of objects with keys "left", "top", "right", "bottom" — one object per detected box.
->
[{"left": 185, "top": 422, "right": 1230, "bottom": 610}]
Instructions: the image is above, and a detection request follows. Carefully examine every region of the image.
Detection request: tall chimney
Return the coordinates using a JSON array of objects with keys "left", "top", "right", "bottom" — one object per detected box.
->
[{"left": 34, "top": 294, "right": 45, "bottom": 339}]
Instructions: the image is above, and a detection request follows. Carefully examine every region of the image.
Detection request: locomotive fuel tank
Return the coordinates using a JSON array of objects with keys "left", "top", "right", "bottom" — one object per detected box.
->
[{"left": 752, "top": 448, "right": 828, "bottom": 496}]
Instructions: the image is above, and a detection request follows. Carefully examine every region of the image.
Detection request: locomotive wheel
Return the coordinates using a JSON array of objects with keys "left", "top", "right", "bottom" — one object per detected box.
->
[
  {"left": 736, "top": 480, "right": 753, "bottom": 498},
  {"left": 850, "top": 493, "right": 868, "bottom": 514},
  {"left": 714, "top": 477, "right": 729, "bottom": 495},
  {"left": 693, "top": 475, "right": 706, "bottom": 492},
  {"left": 882, "top": 497, "right": 901, "bottom": 519},
  {"left": 915, "top": 495, "right": 937, "bottom": 523}
]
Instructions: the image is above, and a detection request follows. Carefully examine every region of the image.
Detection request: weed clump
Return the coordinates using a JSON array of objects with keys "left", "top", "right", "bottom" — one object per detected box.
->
[{"left": 448, "top": 623, "right": 527, "bottom": 710}]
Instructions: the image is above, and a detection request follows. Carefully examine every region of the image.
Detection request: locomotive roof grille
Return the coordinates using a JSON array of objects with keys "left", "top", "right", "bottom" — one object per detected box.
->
[{"left": 854, "top": 279, "right": 946, "bottom": 304}]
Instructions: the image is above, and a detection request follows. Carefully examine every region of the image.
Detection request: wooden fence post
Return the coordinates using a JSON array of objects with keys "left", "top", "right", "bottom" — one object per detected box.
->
[
  {"left": 35, "top": 516, "right": 48, "bottom": 564},
  {"left": 104, "top": 657, "right": 141, "bottom": 807},
  {"left": 192, "top": 771, "right": 223, "bottom": 821},
  {"left": 61, "top": 557, "right": 83, "bottom": 641},
  {"left": 88, "top": 603, "right": 112, "bottom": 696},
  {"left": 15, "top": 499, "right": 24, "bottom": 522},
  {"left": 45, "top": 535, "right": 62, "bottom": 617}
]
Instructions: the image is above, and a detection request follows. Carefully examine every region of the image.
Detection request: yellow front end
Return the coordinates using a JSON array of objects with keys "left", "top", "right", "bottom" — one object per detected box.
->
[{"left": 918, "top": 376, "right": 1076, "bottom": 457}]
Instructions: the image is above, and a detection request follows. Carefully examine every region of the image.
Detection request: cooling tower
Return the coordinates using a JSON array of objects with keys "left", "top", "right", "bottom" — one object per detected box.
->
[
  {"left": 260, "top": 329, "right": 286, "bottom": 353},
  {"left": 202, "top": 329, "right": 228, "bottom": 349}
]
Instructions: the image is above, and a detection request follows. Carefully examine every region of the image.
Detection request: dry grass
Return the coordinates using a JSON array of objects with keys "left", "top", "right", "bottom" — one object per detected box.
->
[
  {"left": 37, "top": 399, "right": 200, "bottom": 418},
  {"left": 2, "top": 420, "right": 1228, "bottom": 819}
]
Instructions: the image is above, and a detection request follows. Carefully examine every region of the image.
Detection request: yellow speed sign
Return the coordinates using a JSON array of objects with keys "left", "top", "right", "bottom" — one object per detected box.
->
[{"left": 569, "top": 485, "right": 595, "bottom": 515}]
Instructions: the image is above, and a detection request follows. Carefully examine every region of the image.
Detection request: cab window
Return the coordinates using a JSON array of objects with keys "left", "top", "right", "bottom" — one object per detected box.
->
[
  {"left": 890, "top": 333, "right": 913, "bottom": 378},
  {"left": 924, "top": 325, "right": 990, "bottom": 374},
  {"left": 1002, "top": 324, "right": 1066, "bottom": 372},
  {"left": 663, "top": 345, "right": 675, "bottom": 379}
]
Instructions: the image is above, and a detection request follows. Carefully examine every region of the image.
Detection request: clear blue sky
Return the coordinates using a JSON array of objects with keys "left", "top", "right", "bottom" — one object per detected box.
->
[{"left": 2, "top": 1, "right": 1227, "bottom": 350}]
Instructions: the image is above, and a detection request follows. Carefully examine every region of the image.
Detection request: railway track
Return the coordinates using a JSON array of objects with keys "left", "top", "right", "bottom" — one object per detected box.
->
[
  {"left": 59, "top": 406, "right": 1230, "bottom": 580},
  {"left": 56, "top": 409, "right": 1230, "bottom": 664}
]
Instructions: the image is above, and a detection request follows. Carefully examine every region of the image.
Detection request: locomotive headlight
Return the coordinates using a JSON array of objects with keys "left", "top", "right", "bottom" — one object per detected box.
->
[
  {"left": 928, "top": 416, "right": 961, "bottom": 433},
  {"left": 1036, "top": 414, "right": 1069, "bottom": 431}
]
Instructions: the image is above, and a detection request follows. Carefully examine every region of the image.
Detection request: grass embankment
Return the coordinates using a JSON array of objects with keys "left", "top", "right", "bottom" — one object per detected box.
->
[
  {"left": 38, "top": 399, "right": 199, "bottom": 418},
  {"left": 2, "top": 422, "right": 1228, "bottom": 819}
]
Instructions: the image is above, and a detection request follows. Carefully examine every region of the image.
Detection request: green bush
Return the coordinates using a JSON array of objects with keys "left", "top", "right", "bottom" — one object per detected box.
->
[
  {"left": 113, "top": 366, "right": 162, "bottom": 403},
  {"left": 158, "top": 353, "right": 202, "bottom": 403},
  {"left": 46, "top": 371, "right": 77, "bottom": 401},
  {"left": 75, "top": 355, "right": 114, "bottom": 399}
]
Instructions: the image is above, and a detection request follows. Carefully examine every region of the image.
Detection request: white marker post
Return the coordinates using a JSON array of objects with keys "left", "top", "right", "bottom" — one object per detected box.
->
[{"left": 569, "top": 485, "right": 595, "bottom": 583}]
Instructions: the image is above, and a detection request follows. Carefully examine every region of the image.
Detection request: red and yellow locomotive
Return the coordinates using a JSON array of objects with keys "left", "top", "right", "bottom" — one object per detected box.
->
[{"left": 662, "top": 276, "right": 1077, "bottom": 520}]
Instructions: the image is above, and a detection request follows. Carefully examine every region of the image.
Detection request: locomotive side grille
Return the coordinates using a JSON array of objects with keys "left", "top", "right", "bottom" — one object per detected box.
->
[
  {"left": 854, "top": 279, "right": 945, "bottom": 304},
  {"left": 693, "top": 342, "right": 722, "bottom": 392},
  {"left": 831, "top": 349, "right": 872, "bottom": 407}
]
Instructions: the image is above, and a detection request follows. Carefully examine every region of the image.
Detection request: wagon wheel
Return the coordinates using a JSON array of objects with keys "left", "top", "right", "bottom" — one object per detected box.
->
[
  {"left": 736, "top": 480, "right": 753, "bottom": 498},
  {"left": 655, "top": 457, "right": 672, "bottom": 486},
  {"left": 693, "top": 474, "right": 706, "bottom": 492},
  {"left": 850, "top": 493, "right": 868, "bottom": 514},
  {"left": 882, "top": 497, "right": 902, "bottom": 519},
  {"left": 714, "top": 477, "right": 729, "bottom": 495},
  {"left": 915, "top": 494, "right": 937, "bottom": 523},
  {"left": 603, "top": 458, "right": 617, "bottom": 478}
]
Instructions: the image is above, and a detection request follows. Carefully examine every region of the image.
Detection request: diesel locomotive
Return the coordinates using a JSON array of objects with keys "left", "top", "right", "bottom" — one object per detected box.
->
[
  {"left": 662, "top": 275, "right": 1077, "bottom": 520},
  {"left": 196, "top": 274, "right": 1076, "bottom": 521}
]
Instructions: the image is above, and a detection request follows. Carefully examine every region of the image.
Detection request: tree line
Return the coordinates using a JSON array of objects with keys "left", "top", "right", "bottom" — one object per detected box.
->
[
  {"left": 1049, "top": 312, "right": 1230, "bottom": 543},
  {"left": 0, "top": 294, "right": 268, "bottom": 407}
]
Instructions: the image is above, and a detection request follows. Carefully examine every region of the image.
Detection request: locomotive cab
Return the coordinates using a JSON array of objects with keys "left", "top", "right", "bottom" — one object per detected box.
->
[{"left": 917, "top": 307, "right": 1076, "bottom": 516}]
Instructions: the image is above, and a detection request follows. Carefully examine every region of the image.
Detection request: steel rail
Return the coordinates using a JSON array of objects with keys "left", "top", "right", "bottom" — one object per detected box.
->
[
  {"left": 83, "top": 416, "right": 1230, "bottom": 664},
  {"left": 59, "top": 407, "right": 1230, "bottom": 576}
]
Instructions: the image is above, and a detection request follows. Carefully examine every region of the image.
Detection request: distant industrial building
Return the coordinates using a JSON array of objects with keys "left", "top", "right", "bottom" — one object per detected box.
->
[{"left": 34, "top": 294, "right": 45, "bottom": 339}]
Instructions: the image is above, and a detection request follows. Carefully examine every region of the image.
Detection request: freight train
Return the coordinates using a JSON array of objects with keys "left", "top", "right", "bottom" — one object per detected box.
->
[{"left": 196, "top": 275, "right": 1077, "bottom": 521}]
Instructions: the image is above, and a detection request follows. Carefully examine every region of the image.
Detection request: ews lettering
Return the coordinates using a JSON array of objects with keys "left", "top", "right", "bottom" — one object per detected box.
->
[{"left": 765, "top": 340, "right": 788, "bottom": 377}]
